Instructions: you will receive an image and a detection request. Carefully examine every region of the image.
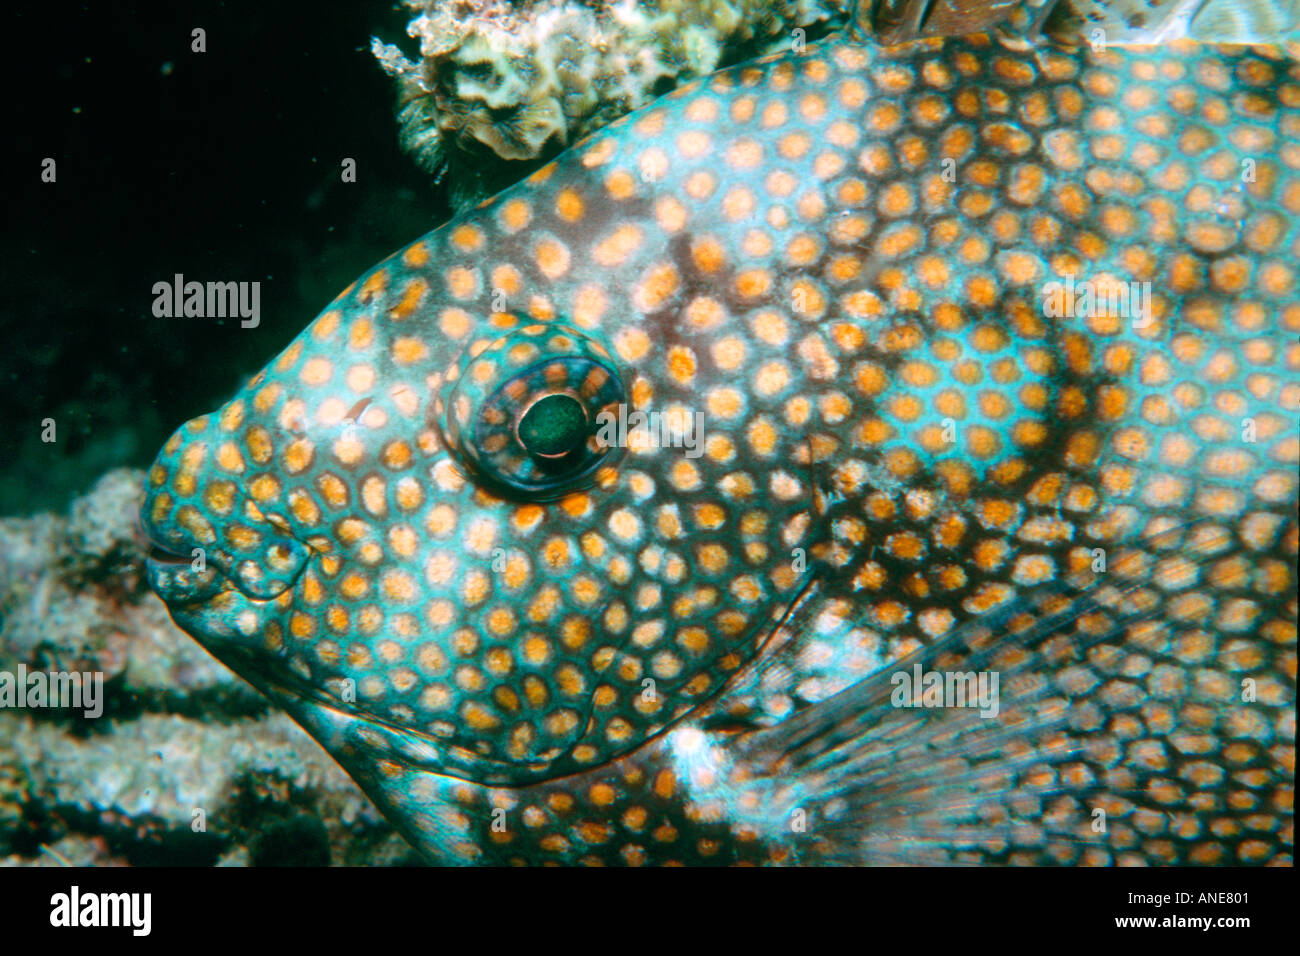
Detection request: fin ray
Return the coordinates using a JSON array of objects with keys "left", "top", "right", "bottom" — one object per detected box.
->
[{"left": 723, "top": 520, "right": 1294, "bottom": 864}]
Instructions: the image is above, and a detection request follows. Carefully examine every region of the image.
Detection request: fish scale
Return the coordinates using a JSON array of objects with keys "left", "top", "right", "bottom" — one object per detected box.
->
[{"left": 142, "top": 4, "right": 1296, "bottom": 864}]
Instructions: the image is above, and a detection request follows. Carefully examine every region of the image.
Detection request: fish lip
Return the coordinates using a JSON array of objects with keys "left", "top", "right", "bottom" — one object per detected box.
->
[
  {"left": 146, "top": 540, "right": 191, "bottom": 564},
  {"left": 140, "top": 494, "right": 311, "bottom": 605},
  {"left": 144, "top": 540, "right": 311, "bottom": 607},
  {"left": 144, "top": 545, "right": 227, "bottom": 606}
]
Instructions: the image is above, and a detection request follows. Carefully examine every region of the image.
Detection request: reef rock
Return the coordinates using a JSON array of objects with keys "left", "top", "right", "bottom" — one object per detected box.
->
[
  {"left": 0, "top": 469, "right": 414, "bottom": 865},
  {"left": 372, "top": 0, "right": 847, "bottom": 205}
]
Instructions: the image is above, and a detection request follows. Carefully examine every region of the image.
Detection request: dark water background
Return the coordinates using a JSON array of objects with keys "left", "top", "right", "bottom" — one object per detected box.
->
[{"left": 3, "top": 0, "right": 446, "bottom": 514}]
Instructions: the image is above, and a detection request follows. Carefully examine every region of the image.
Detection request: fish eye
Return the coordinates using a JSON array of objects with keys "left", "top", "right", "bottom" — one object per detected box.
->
[
  {"left": 516, "top": 392, "right": 589, "bottom": 458},
  {"left": 435, "top": 321, "right": 626, "bottom": 499}
]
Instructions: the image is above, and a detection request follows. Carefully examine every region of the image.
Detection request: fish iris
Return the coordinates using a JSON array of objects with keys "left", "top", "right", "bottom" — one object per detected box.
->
[{"left": 517, "top": 393, "right": 589, "bottom": 459}]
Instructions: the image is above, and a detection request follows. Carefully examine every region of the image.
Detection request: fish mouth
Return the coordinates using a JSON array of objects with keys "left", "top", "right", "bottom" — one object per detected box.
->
[
  {"left": 140, "top": 476, "right": 312, "bottom": 607},
  {"left": 143, "top": 532, "right": 230, "bottom": 606},
  {"left": 143, "top": 518, "right": 312, "bottom": 606},
  {"left": 146, "top": 540, "right": 191, "bottom": 565}
]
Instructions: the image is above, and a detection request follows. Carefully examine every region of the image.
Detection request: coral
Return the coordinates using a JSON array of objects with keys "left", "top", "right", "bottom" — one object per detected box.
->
[
  {"left": 0, "top": 468, "right": 234, "bottom": 695},
  {"left": 372, "top": 0, "right": 849, "bottom": 206},
  {"left": 1, "top": 835, "right": 129, "bottom": 868},
  {"left": 0, "top": 469, "right": 415, "bottom": 865},
  {"left": 0, "top": 762, "right": 27, "bottom": 837},
  {"left": 63, "top": 468, "right": 150, "bottom": 585},
  {"left": 1, "top": 710, "right": 415, "bottom": 865}
]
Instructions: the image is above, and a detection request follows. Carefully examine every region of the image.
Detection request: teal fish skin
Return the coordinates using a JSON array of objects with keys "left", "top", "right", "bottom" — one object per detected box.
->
[{"left": 141, "top": 28, "right": 1297, "bottom": 864}]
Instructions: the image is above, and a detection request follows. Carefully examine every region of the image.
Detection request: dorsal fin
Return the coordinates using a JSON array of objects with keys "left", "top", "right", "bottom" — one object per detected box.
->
[
  {"left": 850, "top": 0, "right": 1026, "bottom": 45},
  {"left": 849, "top": 0, "right": 1300, "bottom": 45}
]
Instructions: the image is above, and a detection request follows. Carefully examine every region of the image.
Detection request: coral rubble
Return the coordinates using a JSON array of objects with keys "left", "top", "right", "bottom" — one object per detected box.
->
[
  {"left": 0, "top": 469, "right": 415, "bottom": 866},
  {"left": 372, "top": 0, "right": 848, "bottom": 205}
]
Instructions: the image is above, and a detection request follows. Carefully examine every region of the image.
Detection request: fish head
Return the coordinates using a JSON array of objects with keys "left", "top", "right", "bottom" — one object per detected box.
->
[{"left": 141, "top": 108, "right": 831, "bottom": 785}]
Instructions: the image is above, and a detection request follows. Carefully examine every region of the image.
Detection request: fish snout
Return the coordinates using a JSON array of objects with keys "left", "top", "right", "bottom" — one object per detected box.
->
[{"left": 141, "top": 415, "right": 311, "bottom": 606}]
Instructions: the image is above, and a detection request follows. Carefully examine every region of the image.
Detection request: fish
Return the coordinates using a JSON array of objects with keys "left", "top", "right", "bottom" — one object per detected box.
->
[{"left": 140, "top": 0, "right": 1298, "bottom": 865}]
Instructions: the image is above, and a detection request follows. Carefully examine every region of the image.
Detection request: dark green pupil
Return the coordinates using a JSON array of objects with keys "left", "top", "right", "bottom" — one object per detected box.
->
[{"left": 517, "top": 394, "right": 588, "bottom": 458}]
